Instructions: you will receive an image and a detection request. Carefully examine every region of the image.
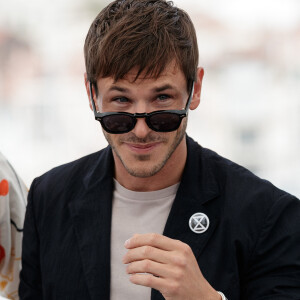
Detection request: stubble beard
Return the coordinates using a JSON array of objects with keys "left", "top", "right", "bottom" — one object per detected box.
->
[{"left": 103, "top": 119, "right": 187, "bottom": 178}]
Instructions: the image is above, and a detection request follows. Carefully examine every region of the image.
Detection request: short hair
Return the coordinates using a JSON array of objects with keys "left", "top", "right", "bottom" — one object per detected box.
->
[{"left": 84, "top": 0, "right": 198, "bottom": 91}]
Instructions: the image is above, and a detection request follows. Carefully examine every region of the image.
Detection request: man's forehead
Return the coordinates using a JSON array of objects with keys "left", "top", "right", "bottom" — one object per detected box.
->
[
  {"left": 96, "top": 59, "right": 188, "bottom": 92},
  {"left": 105, "top": 59, "right": 182, "bottom": 83},
  {"left": 127, "top": 60, "right": 179, "bottom": 77}
]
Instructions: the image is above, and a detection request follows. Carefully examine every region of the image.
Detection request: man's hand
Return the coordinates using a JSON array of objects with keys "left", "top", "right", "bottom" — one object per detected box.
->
[{"left": 123, "top": 233, "right": 221, "bottom": 300}]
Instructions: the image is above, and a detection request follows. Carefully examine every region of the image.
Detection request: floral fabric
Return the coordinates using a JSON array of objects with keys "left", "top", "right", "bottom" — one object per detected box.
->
[{"left": 0, "top": 153, "right": 27, "bottom": 300}]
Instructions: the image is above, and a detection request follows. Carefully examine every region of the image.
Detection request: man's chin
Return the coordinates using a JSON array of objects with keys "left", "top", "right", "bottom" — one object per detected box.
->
[
  {"left": 122, "top": 162, "right": 164, "bottom": 178},
  {"left": 132, "top": 154, "right": 151, "bottom": 162}
]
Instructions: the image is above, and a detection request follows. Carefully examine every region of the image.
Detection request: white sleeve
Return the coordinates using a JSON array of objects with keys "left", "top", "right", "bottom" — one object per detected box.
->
[{"left": 0, "top": 152, "right": 27, "bottom": 300}]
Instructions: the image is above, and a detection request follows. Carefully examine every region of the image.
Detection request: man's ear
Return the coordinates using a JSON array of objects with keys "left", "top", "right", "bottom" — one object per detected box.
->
[
  {"left": 190, "top": 67, "right": 204, "bottom": 110},
  {"left": 84, "top": 72, "right": 95, "bottom": 111}
]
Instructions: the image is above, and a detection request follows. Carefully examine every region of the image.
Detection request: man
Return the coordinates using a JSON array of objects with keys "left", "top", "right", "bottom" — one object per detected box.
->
[{"left": 19, "top": 0, "right": 300, "bottom": 299}]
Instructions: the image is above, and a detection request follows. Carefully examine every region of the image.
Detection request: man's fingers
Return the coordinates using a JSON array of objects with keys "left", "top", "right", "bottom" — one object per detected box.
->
[
  {"left": 129, "top": 273, "right": 183, "bottom": 297},
  {"left": 126, "top": 259, "right": 174, "bottom": 279},
  {"left": 129, "top": 273, "right": 166, "bottom": 291},
  {"left": 123, "top": 245, "right": 170, "bottom": 264},
  {"left": 125, "top": 233, "right": 182, "bottom": 251}
]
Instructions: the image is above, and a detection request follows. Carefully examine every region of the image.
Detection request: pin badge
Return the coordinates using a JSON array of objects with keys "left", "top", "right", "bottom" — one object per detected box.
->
[{"left": 189, "top": 212, "right": 209, "bottom": 234}]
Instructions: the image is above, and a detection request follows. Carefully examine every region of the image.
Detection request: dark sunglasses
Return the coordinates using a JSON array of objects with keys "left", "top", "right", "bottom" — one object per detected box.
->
[{"left": 89, "top": 81, "right": 194, "bottom": 134}]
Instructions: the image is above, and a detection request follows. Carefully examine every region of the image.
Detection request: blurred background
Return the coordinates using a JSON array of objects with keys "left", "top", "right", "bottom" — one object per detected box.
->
[{"left": 0, "top": 0, "right": 299, "bottom": 197}]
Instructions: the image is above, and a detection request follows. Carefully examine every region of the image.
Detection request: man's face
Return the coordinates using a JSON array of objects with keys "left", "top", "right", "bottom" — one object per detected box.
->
[{"left": 93, "top": 62, "right": 198, "bottom": 178}]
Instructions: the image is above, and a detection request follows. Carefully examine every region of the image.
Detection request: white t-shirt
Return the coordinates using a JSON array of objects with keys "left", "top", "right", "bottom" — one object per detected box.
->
[{"left": 110, "top": 179, "right": 179, "bottom": 300}]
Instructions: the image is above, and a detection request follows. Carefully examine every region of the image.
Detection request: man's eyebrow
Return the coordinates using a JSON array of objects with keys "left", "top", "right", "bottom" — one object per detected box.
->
[
  {"left": 108, "top": 84, "right": 176, "bottom": 93},
  {"left": 108, "top": 85, "right": 129, "bottom": 92},
  {"left": 152, "top": 84, "right": 175, "bottom": 93}
]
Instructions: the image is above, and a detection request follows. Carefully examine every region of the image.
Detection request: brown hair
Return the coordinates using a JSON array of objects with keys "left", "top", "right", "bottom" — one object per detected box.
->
[{"left": 84, "top": 0, "right": 198, "bottom": 91}]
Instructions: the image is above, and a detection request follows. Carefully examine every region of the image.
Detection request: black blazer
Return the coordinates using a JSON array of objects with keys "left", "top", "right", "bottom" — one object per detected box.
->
[{"left": 19, "top": 136, "right": 300, "bottom": 299}]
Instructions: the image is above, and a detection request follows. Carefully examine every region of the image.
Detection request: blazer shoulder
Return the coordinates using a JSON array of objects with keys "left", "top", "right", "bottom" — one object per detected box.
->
[
  {"left": 201, "top": 145, "right": 299, "bottom": 216},
  {"left": 36, "top": 146, "right": 110, "bottom": 184},
  {"left": 186, "top": 134, "right": 299, "bottom": 205},
  {"left": 28, "top": 146, "right": 112, "bottom": 210},
  {"left": 203, "top": 147, "right": 273, "bottom": 189}
]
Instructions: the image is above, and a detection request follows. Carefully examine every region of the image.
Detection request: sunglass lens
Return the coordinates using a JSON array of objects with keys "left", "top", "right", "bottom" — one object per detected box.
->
[
  {"left": 149, "top": 113, "right": 181, "bottom": 132},
  {"left": 102, "top": 114, "right": 134, "bottom": 133}
]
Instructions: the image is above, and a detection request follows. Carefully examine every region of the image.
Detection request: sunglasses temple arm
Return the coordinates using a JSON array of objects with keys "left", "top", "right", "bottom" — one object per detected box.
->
[
  {"left": 185, "top": 81, "right": 195, "bottom": 111},
  {"left": 89, "top": 82, "right": 98, "bottom": 114}
]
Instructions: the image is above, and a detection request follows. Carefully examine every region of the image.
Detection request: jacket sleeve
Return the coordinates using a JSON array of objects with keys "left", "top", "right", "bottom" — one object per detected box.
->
[
  {"left": 19, "top": 179, "right": 43, "bottom": 299},
  {"left": 242, "top": 192, "right": 300, "bottom": 299}
]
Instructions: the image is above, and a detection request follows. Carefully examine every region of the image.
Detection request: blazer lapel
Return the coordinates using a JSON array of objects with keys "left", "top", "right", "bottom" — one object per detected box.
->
[
  {"left": 152, "top": 136, "right": 221, "bottom": 300},
  {"left": 69, "top": 147, "right": 114, "bottom": 300},
  {"left": 165, "top": 136, "right": 221, "bottom": 258}
]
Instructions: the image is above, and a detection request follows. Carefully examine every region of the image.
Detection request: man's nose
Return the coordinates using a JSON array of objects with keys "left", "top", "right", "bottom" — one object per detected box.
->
[{"left": 132, "top": 116, "right": 151, "bottom": 138}]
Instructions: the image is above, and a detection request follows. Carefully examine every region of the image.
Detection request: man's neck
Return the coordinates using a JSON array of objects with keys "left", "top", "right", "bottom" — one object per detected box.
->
[{"left": 114, "top": 137, "right": 187, "bottom": 192}]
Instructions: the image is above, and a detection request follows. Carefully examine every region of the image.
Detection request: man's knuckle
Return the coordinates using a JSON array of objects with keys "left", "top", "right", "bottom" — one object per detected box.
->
[
  {"left": 143, "top": 245, "right": 151, "bottom": 256},
  {"left": 173, "top": 269, "right": 184, "bottom": 281},
  {"left": 173, "top": 255, "right": 187, "bottom": 267},
  {"left": 182, "top": 242, "right": 191, "bottom": 255},
  {"left": 143, "top": 259, "right": 151, "bottom": 271},
  {"left": 144, "top": 275, "right": 153, "bottom": 286},
  {"left": 168, "top": 281, "right": 180, "bottom": 295},
  {"left": 149, "top": 233, "right": 158, "bottom": 244}
]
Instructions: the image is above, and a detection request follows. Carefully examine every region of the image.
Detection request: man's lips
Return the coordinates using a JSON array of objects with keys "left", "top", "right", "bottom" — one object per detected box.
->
[{"left": 124, "top": 142, "right": 161, "bottom": 153}]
